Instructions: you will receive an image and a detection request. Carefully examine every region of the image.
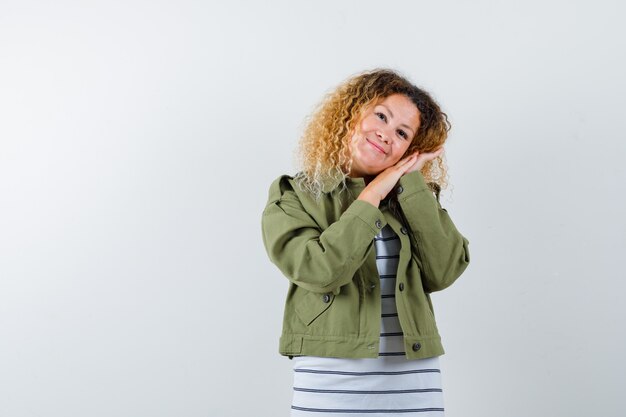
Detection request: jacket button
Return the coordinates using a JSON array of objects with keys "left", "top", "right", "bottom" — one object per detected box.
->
[
  {"left": 322, "top": 294, "right": 331, "bottom": 303},
  {"left": 396, "top": 185, "right": 404, "bottom": 194},
  {"left": 399, "top": 283, "right": 404, "bottom": 291},
  {"left": 412, "top": 342, "right": 421, "bottom": 351},
  {"left": 375, "top": 219, "right": 383, "bottom": 228},
  {"left": 400, "top": 227, "right": 408, "bottom": 234}
]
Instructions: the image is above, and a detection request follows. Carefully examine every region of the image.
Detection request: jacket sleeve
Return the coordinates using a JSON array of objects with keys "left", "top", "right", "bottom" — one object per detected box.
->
[
  {"left": 261, "top": 175, "right": 387, "bottom": 294},
  {"left": 396, "top": 170, "right": 471, "bottom": 293}
]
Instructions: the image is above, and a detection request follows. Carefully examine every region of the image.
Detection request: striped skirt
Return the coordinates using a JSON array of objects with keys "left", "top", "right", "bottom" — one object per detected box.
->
[{"left": 291, "top": 354, "right": 445, "bottom": 416}]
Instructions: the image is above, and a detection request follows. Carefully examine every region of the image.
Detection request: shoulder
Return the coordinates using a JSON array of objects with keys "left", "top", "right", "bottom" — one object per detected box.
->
[
  {"left": 263, "top": 173, "right": 320, "bottom": 222},
  {"left": 266, "top": 173, "right": 301, "bottom": 205}
]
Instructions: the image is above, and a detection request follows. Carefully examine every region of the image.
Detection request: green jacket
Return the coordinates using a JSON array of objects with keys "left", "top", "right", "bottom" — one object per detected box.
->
[{"left": 261, "top": 169, "right": 470, "bottom": 360}]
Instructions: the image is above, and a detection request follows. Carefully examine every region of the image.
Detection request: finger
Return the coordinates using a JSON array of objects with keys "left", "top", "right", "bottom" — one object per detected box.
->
[
  {"left": 421, "top": 148, "right": 443, "bottom": 160},
  {"left": 400, "top": 156, "right": 419, "bottom": 173},
  {"left": 396, "top": 154, "right": 416, "bottom": 166}
]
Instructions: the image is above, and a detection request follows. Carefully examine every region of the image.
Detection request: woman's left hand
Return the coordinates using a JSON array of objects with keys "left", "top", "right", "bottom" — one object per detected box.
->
[{"left": 404, "top": 146, "right": 445, "bottom": 174}]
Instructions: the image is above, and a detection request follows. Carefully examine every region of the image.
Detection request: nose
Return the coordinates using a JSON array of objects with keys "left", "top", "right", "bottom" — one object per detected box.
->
[{"left": 376, "top": 130, "right": 390, "bottom": 144}]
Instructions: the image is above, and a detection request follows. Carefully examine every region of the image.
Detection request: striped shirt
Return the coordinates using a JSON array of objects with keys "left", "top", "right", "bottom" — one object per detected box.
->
[{"left": 290, "top": 224, "right": 445, "bottom": 416}]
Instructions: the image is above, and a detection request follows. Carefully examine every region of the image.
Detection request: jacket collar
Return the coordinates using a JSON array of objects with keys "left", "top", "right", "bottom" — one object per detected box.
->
[{"left": 321, "top": 174, "right": 366, "bottom": 195}]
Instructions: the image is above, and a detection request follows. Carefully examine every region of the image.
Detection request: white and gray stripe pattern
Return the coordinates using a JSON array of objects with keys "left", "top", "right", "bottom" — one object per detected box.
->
[{"left": 291, "top": 224, "right": 445, "bottom": 416}]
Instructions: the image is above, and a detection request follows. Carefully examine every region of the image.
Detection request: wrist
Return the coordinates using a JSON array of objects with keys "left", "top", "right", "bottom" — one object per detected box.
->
[{"left": 357, "top": 190, "right": 381, "bottom": 208}]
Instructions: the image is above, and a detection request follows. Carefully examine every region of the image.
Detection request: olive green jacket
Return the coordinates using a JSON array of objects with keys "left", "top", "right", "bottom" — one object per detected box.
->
[{"left": 260, "top": 169, "right": 470, "bottom": 360}]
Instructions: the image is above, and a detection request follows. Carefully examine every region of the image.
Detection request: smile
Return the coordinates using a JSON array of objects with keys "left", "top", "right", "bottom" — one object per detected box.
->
[{"left": 366, "top": 139, "right": 386, "bottom": 155}]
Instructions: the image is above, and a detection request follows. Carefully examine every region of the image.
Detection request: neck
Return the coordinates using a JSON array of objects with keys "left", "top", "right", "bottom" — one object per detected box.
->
[
  {"left": 346, "top": 163, "right": 375, "bottom": 185},
  {"left": 362, "top": 175, "right": 376, "bottom": 186},
  {"left": 346, "top": 171, "right": 375, "bottom": 185}
]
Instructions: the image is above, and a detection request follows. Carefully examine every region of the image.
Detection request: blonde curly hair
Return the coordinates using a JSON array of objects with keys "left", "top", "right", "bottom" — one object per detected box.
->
[{"left": 294, "top": 68, "right": 451, "bottom": 201}]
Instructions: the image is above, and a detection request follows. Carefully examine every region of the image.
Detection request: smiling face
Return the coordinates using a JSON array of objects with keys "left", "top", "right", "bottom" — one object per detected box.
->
[{"left": 347, "top": 93, "right": 421, "bottom": 178}]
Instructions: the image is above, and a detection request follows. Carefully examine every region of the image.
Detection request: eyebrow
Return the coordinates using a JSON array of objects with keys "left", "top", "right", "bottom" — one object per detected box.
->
[{"left": 379, "top": 104, "right": 416, "bottom": 135}]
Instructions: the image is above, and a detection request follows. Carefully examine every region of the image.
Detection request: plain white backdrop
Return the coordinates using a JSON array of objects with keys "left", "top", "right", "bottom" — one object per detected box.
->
[{"left": 1, "top": 0, "right": 625, "bottom": 416}]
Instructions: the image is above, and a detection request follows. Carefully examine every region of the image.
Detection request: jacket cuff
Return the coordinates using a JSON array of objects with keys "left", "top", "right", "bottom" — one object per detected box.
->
[
  {"left": 343, "top": 199, "right": 387, "bottom": 234},
  {"left": 396, "top": 170, "right": 429, "bottom": 200}
]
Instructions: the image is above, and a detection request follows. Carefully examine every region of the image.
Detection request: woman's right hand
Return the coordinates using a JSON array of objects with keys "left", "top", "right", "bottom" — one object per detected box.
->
[{"left": 357, "top": 152, "right": 419, "bottom": 207}]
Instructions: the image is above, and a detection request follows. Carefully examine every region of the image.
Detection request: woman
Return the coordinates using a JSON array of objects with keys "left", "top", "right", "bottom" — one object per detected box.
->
[{"left": 261, "top": 68, "right": 471, "bottom": 416}]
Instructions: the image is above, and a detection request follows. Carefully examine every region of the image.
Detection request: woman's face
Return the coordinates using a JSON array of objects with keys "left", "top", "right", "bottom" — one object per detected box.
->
[{"left": 348, "top": 93, "right": 421, "bottom": 177}]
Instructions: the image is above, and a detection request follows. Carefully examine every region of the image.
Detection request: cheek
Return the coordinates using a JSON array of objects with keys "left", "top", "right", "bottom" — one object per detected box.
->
[
  {"left": 360, "top": 116, "right": 377, "bottom": 132},
  {"left": 390, "top": 155, "right": 403, "bottom": 166},
  {"left": 399, "top": 141, "right": 412, "bottom": 155},
  {"left": 348, "top": 132, "right": 359, "bottom": 151},
  {"left": 390, "top": 144, "right": 409, "bottom": 163},
  {"left": 347, "top": 133, "right": 361, "bottom": 158}
]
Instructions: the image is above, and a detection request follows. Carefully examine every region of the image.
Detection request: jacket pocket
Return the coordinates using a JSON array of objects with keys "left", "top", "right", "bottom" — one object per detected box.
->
[{"left": 294, "top": 290, "right": 335, "bottom": 326}]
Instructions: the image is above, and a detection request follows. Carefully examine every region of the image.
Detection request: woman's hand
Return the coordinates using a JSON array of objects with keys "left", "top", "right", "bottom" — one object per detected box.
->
[
  {"left": 357, "top": 153, "right": 419, "bottom": 207},
  {"left": 357, "top": 146, "right": 445, "bottom": 207},
  {"left": 405, "top": 146, "right": 445, "bottom": 174}
]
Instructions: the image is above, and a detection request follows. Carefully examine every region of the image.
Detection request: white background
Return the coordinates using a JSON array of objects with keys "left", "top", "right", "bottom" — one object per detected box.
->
[{"left": 1, "top": 1, "right": 625, "bottom": 416}]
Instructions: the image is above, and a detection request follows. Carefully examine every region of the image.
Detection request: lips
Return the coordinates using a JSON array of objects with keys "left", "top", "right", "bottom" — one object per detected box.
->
[{"left": 366, "top": 138, "right": 387, "bottom": 155}]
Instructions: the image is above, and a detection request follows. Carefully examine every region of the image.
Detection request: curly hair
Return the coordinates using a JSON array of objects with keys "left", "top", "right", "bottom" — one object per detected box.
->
[{"left": 293, "top": 68, "right": 452, "bottom": 201}]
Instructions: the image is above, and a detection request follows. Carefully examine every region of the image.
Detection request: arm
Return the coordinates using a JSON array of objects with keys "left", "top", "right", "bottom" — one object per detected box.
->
[
  {"left": 261, "top": 175, "right": 386, "bottom": 294},
  {"left": 396, "top": 170, "right": 471, "bottom": 293}
]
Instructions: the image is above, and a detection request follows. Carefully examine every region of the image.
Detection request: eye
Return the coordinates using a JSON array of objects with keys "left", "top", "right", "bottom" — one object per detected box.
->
[{"left": 375, "top": 111, "right": 408, "bottom": 139}]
